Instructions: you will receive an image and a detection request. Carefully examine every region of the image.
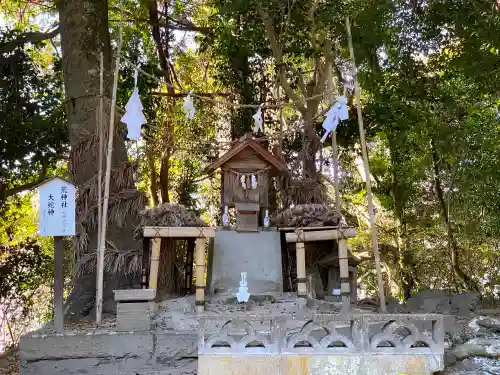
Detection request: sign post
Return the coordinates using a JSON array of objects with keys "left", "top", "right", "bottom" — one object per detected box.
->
[{"left": 39, "top": 177, "right": 76, "bottom": 332}]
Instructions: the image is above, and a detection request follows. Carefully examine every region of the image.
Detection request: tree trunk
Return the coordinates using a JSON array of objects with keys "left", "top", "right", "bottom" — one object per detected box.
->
[
  {"left": 146, "top": 143, "right": 160, "bottom": 206},
  {"left": 431, "top": 139, "right": 477, "bottom": 292},
  {"left": 148, "top": 0, "right": 178, "bottom": 295},
  {"left": 58, "top": 0, "right": 138, "bottom": 316},
  {"left": 388, "top": 134, "right": 414, "bottom": 300},
  {"left": 303, "top": 111, "right": 318, "bottom": 181},
  {"left": 157, "top": 239, "right": 178, "bottom": 299}
]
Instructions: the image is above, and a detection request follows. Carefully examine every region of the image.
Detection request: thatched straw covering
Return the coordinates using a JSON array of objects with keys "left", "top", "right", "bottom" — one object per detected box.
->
[
  {"left": 139, "top": 203, "right": 207, "bottom": 228},
  {"left": 75, "top": 246, "right": 140, "bottom": 277},
  {"left": 271, "top": 204, "right": 341, "bottom": 228},
  {"left": 284, "top": 177, "right": 329, "bottom": 206}
]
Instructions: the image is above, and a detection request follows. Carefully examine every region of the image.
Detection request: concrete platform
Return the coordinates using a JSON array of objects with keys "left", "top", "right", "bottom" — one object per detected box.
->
[{"left": 19, "top": 330, "right": 197, "bottom": 375}]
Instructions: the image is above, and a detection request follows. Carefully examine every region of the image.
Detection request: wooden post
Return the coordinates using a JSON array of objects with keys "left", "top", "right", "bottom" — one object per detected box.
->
[
  {"left": 350, "top": 267, "right": 358, "bottom": 303},
  {"left": 96, "top": 51, "right": 105, "bottom": 324},
  {"left": 184, "top": 239, "right": 195, "bottom": 293},
  {"left": 195, "top": 237, "right": 206, "bottom": 313},
  {"left": 149, "top": 238, "right": 161, "bottom": 291},
  {"left": 346, "top": 16, "right": 386, "bottom": 311},
  {"left": 141, "top": 238, "right": 150, "bottom": 289},
  {"left": 338, "top": 239, "right": 350, "bottom": 312},
  {"left": 53, "top": 236, "right": 64, "bottom": 332},
  {"left": 96, "top": 6, "right": 124, "bottom": 324},
  {"left": 295, "top": 230, "right": 307, "bottom": 297}
]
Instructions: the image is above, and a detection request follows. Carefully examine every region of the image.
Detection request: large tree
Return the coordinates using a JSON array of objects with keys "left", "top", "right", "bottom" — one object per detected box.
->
[{"left": 57, "top": 0, "right": 143, "bottom": 315}]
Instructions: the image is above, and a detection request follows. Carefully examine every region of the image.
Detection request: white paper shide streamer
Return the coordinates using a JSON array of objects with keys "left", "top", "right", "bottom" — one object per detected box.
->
[
  {"left": 184, "top": 92, "right": 196, "bottom": 120},
  {"left": 252, "top": 105, "right": 263, "bottom": 133},
  {"left": 121, "top": 68, "right": 146, "bottom": 140},
  {"left": 320, "top": 95, "right": 349, "bottom": 143}
]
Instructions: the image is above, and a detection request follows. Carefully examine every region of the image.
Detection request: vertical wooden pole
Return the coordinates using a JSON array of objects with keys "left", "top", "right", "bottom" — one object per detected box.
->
[
  {"left": 96, "top": 51, "right": 105, "bottom": 324},
  {"left": 295, "top": 230, "right": 307, "bottom": 297},
  {"left": 96, "top": 4, "right": 124, "bottom": 324},
  {"left": 350, "top": 267, "right": 358, "bottom": 303},
  {"left": 346, "top": 16, "right": 386, "bottom": 311},
  {"left": 195, "top": 237, "right": 206, "bottom": 313},
  {"left": 338, "top": 239, "right": 351, "bottom": 312},
  {"left": 185, "top": 239, "right": 195, "bottom": 293},
  {"left": 53, "top": 236, "right": 64, "bottom": 332},
  {"left": 141, "top": 238, "right": 150, "bottom": 289},
  {"left": 327, "top": 53, "right": 341, "bottom": 215},
  {"left": 149, "top": 238, "right": 161, "bottom": 291},
  {"left": 278, "top": 86, "right": 284, "bottom": 157}
]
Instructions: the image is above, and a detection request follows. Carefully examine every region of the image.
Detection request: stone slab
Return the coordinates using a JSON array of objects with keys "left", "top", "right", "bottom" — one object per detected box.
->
[
  {"left": 114, "top": 289, "right": 155, "bottom": 301},
  {"left": 20, "top": 357, "right": 151, "bottom": 375},
  {"left": 116, "top": 317, "right": 151, "bottom": 331},
  {"left": 154, "top": 332, "right": 197, "bottom": 364},
  {"left": 20, "top": 331, "right": 154, "bottom": 360},
  {"left": 209, "top": 230, "right": 283, "bottom": 295},
  {"left": 19, "top": 331, "right": 198, "bottom": 375},
  {"left": 117, "top": 302, "right": 152, "bottom": 314},
  {"left": 20, "top": 359, "right": 197, "bottom": 375}
]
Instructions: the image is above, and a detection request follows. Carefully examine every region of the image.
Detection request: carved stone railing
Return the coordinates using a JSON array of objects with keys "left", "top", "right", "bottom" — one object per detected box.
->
[{"left": 198, "top": 314, "right": 444, "bottom": 375}]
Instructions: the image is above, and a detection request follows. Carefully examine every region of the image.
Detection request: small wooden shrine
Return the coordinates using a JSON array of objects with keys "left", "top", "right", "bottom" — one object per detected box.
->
[{"left": 206, "top": 135, "right": 287, "bottom": 231}]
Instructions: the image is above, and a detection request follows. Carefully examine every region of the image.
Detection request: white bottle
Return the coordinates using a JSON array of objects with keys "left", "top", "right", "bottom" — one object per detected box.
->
[
  {"left": 263, "top": 209, "right": 270, "bottom": 228},
  {"left": 222, "top": 206, "right": 230, "bottom": 227}
]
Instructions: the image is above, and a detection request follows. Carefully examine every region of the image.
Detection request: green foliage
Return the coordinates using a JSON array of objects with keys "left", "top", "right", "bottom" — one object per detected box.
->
[
  {"left": 2, "top": 0, "right": 500, "bottom": 313},
  {"left": 0, "top": 29, "right": 67, "bottom": 195},
  {"left": 0, "top": 23, "right": 63, "bottom": 349},
  {"left": 0, "top": 196, "right": 54, "bottom": 350},
  {"left": 0, "top": 239, "right": 52, "bottom": 304}
]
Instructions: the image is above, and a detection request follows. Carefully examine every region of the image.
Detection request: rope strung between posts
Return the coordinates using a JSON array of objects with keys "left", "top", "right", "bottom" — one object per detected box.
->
[{"left": 121, "top": 56, "right": 340, "bottom": 110}]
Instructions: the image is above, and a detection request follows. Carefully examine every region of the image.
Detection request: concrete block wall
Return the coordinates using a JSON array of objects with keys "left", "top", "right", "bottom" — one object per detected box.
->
[
  {"left": 198, "top": 313, "right": 445, "bottom": 375},
  {"left": 20, "top": 312, "right": 446, "bottom": 375},
  {"left": 19, "top": 330, "right": 197, "bottom": 375}
]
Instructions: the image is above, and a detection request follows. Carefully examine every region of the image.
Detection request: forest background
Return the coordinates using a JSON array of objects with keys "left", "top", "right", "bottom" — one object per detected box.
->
[{"left": 1, "top": 0, "right": 500, "bottom": 354}]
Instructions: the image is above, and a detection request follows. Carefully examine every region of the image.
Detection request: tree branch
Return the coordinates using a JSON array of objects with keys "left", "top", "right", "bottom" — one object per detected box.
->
[
  {"left": 158, "top": 20, "right": 211, "bottom": 34},
  {"left": 4, "top": 160, "right": 48, "bottom": 198},
  {"left": 151, "top": 91, "right": 232, "bottom": 98},
  {"left": 257, "top": 4, "right": 307, "bottom": 114},
  {"left": 110, "top": 5, "right": 211, "bottom": 34},
  {"left": 0, "top": 26, "right": 60, "bottom": 53},
  {"left": 169, "top": 62, "right": 184, "bottom": 91},
  {"left": 290, "top": 66, "right": 308, "bottom": 97}
]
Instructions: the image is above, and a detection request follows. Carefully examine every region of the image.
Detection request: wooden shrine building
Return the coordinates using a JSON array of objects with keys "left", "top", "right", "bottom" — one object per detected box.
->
[{"left": 206, "top": 136, "right": 287, "bottom": 231}]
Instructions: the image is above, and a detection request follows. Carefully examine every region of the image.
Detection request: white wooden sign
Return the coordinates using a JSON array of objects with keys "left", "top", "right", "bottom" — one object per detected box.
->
[{"left": 39, "top": 177, "right": 76, "bottom": 237}]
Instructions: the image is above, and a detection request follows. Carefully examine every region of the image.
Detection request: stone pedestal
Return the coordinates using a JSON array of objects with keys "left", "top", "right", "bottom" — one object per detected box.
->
[
  {"left": 116, "top": 302, "right": 151, "bottom": 331},
  {"left": 326, "top": 266, "right": 357, "bottom": 303},
  {"left": 114, "top": 289, "right": 155, "bottom": 332},
  {"left": 208, "top": 229, "right": 283, "bottom": 295}
]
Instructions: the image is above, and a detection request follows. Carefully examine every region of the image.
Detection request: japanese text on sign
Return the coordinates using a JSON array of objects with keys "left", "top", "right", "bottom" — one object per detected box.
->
[{"left": 39, "top": 178, "right": 76, "bottom": 237}]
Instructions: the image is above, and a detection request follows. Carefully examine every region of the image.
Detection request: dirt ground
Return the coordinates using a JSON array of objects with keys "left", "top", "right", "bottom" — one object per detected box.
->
[{"left": 0, "top": 349, "right": 18, "bottom": 375}]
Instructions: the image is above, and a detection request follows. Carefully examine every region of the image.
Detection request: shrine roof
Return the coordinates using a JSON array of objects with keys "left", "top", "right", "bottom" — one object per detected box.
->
[{"left": 206, "top": 137, "right": 287, "bottom": 174}]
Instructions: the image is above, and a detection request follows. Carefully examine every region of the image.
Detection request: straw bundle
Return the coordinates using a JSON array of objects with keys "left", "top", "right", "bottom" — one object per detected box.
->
[
  {"left": 271, "top": 204, "right": 341, "bottom": 227},
  {"left": 138, "top": 203, "right": 207, "bottom": 228}
]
